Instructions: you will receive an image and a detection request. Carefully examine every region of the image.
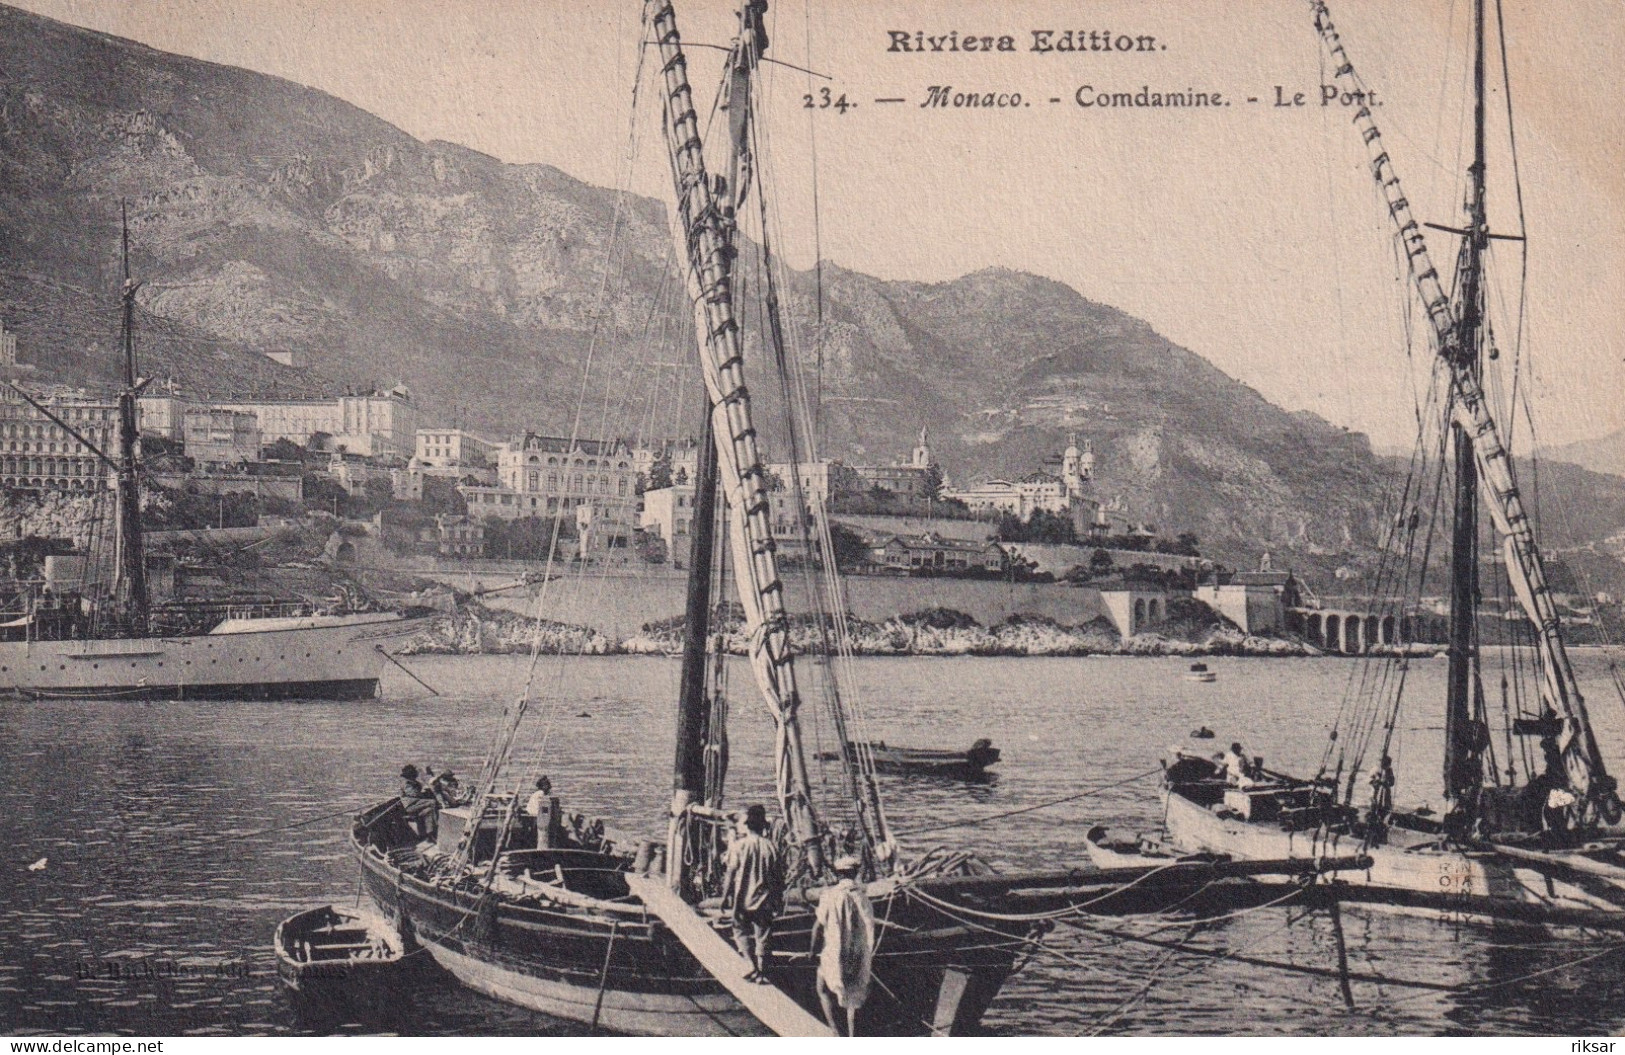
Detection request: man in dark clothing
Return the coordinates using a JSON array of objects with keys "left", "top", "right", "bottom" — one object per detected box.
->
[
  {"left": 722, "top": 803, "right": 784, "bottom": 983},
  {"left": 398, "top": 764, "right": 439, "bottom": 840}
]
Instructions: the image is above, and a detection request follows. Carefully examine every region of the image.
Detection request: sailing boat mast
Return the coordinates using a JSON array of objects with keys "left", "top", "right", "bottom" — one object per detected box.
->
[
  {"left": 672, "top": 419, "right": 720, "bottom": 812},
  {"left": 114, "top": 201, "right": 148, "bottom": 635},
  {"left": 1309, "top": 0, "right": 1621, "bottom": 827},
  {"left": 647, "top": 0, "right": 825, "bottom": 868},
  {"left": 1443, "top": 0, "right": 1490, "bottom": 815}
]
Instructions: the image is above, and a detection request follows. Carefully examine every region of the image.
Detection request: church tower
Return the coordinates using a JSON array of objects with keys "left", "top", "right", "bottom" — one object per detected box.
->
[
  {"left": 911, "top": 425, "right": 934, "bottom": 469},
  {"left": 1062, "top": 432, "right": 1092, "bottom": 498}
]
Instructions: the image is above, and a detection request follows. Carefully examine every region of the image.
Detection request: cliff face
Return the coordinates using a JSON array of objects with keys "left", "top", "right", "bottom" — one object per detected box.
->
[{"left": 0, "top": 2, "right": 1591, "bottom": 580}]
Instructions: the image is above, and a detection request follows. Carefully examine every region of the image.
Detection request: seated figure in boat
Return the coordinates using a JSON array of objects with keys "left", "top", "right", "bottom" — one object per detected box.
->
[
  {"left": 1223, "top": 742, "right": 1258, "bottom": 789},
  {"left": 398, "top": 764, "right": 439, "bottom": 840},
  {"left": 426, "top": 767, "right": 471, "bottom": 808}
]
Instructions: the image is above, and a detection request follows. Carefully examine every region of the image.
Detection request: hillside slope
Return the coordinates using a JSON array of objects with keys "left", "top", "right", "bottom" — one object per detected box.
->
[{"left": 1, "top": 2, "right": 1617, "bottom": 583}]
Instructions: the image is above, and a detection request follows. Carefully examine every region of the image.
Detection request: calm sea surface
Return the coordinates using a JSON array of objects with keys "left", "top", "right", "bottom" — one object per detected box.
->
[{"left": 5, "top": 652, "right": 1625, "bottom": 1037}]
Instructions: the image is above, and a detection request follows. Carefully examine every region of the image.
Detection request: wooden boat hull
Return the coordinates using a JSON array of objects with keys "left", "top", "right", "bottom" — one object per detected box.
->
[
  {"left": 353, "top": 815, "right": 1026, "bottom": 1036},
  {"left": 274, "top": 904, "right": 407, "bottom": 996},
  {"left": 0, "top": 613, "right": 426, "bottom": 700},
  {"left": 820, "top": 741, "right": 1000, "bottom": 781},
  {"left": 1161, "top": 783, "right": 1625, "bottom": 920}
]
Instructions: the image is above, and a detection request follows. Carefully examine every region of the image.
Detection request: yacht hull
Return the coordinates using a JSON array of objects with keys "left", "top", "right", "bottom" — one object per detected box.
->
[{"left": 0, "top": 613, "right": 425, "bottom": 700}]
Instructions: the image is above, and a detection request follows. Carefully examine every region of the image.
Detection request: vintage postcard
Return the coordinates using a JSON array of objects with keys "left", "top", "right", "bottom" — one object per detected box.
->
[{"left": 1, "top": 0, "right": 1621, "bottom": 1042}]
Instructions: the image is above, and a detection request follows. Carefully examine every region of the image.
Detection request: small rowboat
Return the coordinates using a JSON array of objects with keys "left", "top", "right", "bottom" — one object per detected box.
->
[
  {"left": 1185, "top": 662, "right": 1217, "bottom": 683},
  {"left": 274, "top": 904, "right": 407, "bottom": 996},
  {"left": 818, "top": 738, "right": 1000, "bottom": 780}
]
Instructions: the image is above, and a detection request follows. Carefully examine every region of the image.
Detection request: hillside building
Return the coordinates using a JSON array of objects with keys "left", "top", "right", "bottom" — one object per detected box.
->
[
  {"left": 942, "top": 432, "right": 1098, "bottom": 522},
  {"left": 848, "top": 427, "right": 938, "bottom": 498},
  {"left": 868, "top": 532, "right": 1006, "bottom": 575},
  {"left": 461, "top": 433, "right": 639, "bottom": 521},
  {"left": 138, "top": 387, "right": 419, "bottom": 459},
  {"left": 414, "top": 428, "right": 500, "bottom": 469},
  {"left": 0, "top": 386, "right": 116, "bottom": 491},
  {"left": 182, "top": 409, "right": 261, "bottom": 466},
  {"left": 1195, "top": 559, "right": 1302, "bottom": 635},
  {"left": 640, "top": 483, "right": 696, "bottom": 549}
]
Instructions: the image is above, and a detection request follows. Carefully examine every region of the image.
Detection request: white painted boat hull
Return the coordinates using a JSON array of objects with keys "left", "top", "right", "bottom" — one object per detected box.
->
[
  {"left": 1161, "top": 786, "right": 1623, "bottom": 916},
  {"left": 0, "top": 613, "right": 426, "bottom": 699}
]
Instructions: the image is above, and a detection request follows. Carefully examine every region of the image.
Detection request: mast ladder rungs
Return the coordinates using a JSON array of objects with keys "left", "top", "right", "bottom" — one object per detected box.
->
[{"left": 623, "top": 873, "right": 833, "bottom": 1037}]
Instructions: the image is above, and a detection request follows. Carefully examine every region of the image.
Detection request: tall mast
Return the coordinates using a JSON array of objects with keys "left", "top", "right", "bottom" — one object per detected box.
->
[
  {"left": 648, "top": 0, "right": 825, "bottom": 869},
  {"left": 1310, "top": 1, "right": 1620, "bottom": 826},
  {"left": 114, "top": 202, "right": 148, "bottom": 634},
  {"left": 1443, "top": 0, "right": 1490, "bottom": 814},
  {"left": 670, "top": 413, "right": 721, "bottom": 876}
]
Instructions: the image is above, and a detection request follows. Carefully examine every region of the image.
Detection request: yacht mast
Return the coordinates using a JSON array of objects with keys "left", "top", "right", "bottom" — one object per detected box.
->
[
  {"left": 114, "top": 202, "right": 148, "bottom": 635},
  {"left": 647, "top": 0, "right": 825, "bottom": 868}
]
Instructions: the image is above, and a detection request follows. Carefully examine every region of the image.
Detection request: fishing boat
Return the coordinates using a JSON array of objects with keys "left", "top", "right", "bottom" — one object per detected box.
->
[
  {"left": 1184, "top": 663, "right": 1216, "bottom": 683},
  {"left": 349, "top": 1, "right": 1043, "bottom": 1036},
  {"left": 0, "top": 208, "right": 427, "bottom": 700},
  {"left": 274, "top": 904, "right": 407, "bottom": 996},
  {"left": 817, "top": 739, "right": 1000, "bottom": 780},
  {"left": 1160, "top": 0, "right": 1625, "bottom": 924}
]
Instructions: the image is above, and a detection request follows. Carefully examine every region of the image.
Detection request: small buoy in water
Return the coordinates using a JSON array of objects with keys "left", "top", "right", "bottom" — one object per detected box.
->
[
  {"left": 576, "top": 712, "right": 591, "bottom": 718},
  {"left": 27, "top": 857, "right": 47, "bottom": 871},
  {"left": 1190, "top": 726, "right": 1215, "bottom": 740}
]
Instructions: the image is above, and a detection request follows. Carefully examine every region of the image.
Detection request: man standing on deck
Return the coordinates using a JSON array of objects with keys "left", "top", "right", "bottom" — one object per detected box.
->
[
  {"left": 723, "top": 803, "right": 784, "bottom": 984},
  {"left": 812, "top": 854, "right": 875, "bottom": 1035}
]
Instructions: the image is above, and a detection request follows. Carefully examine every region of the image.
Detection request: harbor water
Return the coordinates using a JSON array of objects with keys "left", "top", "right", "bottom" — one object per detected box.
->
[{"left": 5, "top": 652, "right": 1625, "bottom": 1036}]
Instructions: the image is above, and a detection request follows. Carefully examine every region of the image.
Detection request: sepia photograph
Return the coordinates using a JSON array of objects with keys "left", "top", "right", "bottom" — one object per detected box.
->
[{"left": 0, "top": 0, "right": 1622, "bottom": 1041}]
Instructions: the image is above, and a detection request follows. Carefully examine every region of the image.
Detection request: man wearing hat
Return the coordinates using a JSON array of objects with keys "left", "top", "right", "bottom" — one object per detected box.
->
[
  {"left": 398, "top": 764, "right": 438, "bottom": 839},
  {"left": 811, "top": 854, "right": 875, "bottom": 1035},
  {"left": 721, "top": 803, "right": 784, "bottom": 984}
]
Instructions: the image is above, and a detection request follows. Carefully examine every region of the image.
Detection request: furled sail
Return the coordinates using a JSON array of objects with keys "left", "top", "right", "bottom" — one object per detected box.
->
[
  {"left": 646, "top": 0, "right": 824, "bottom": 863},
  {"left": 1311, "top": 1, "right": 1618, "bottom": 820}
]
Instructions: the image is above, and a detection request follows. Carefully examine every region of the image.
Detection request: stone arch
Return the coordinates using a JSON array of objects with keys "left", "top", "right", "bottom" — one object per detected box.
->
[
  {"left": 1365, "top": 615, "right": 1380, "bottom": 651},
  {"left": 1382, "top": 615, "right": 1397, "bottom": 645},
  {"left": 1134, "top": 597, "right": 1147, "bottom": 630},
  {"left": 1325, "top": 614, "right": 1342, "bottom": 654},
  {"left": 1344, "top": 615, "right": 1361, "bottom": 654}
]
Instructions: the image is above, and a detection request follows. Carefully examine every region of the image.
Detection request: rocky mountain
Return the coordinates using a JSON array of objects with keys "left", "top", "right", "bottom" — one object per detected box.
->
[
  {"left": 1542, "top": 428, "right": 1625, "bottom": 480},
  {"left": 0, "top": 2, "right": 1619, "bottom": 584}
]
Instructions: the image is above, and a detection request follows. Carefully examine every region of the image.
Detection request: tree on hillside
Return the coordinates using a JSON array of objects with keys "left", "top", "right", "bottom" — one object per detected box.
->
[
  {"left": 648, "top": 451, "right": 674, "bottom": 491},
  {"left": 1155, "top": 531, "right": 1202, "bottom": 557},
  {"left": 421, "top": 476, "right": 466, "bottom": 517},
  {"left": 264, "top": 438, "right": 306, "bottom": 463},
  {"left": 923, "top": 464, "right": 944, "bottom": 501},
  {"left": 828, "top": 523, "right": 870, "bottom": 571}
]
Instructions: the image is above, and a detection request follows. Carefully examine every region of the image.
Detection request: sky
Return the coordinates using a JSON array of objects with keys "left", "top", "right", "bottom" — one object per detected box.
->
[{"left": 11, "top": 0, "right": 1623, "bottom": 450}]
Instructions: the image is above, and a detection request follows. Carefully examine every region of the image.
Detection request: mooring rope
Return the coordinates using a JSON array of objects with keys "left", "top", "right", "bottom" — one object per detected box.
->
[{"left": 891, "top": 766, "right": 1162, "bottom": 837}]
